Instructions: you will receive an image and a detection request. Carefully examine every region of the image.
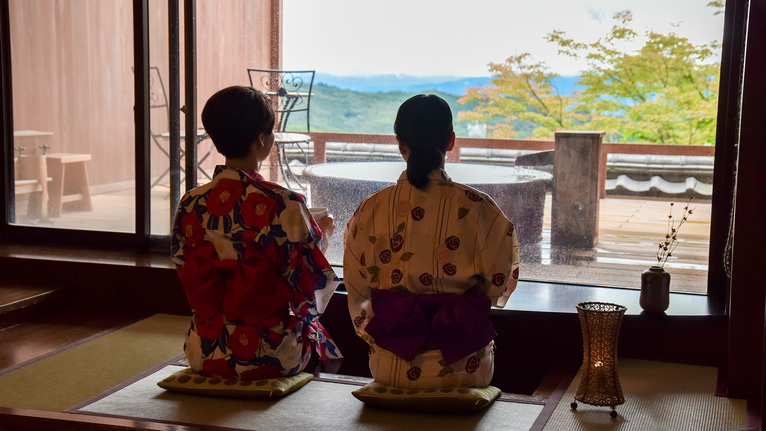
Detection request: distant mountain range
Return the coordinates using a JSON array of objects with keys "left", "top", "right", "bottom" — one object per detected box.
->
[
  {"left": 314, "top": 73, "right": 581, "bottom": 96},
  {"left": 292, "top": 83, "right": 539, "bottom": 138}
]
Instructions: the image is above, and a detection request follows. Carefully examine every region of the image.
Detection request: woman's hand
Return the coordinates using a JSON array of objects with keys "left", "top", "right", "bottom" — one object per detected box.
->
[{"left": 317, "top": 216, "right": 335, "bottom": 253}]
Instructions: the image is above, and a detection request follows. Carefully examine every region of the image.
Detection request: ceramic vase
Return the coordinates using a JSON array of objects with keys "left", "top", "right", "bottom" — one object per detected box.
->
[{"left": 640, "top": 266, "right": 670, "bottom": 313}]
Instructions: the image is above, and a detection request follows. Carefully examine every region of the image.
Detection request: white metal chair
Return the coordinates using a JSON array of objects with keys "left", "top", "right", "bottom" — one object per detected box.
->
[
  {"left": 144, "top": 66, "right": 211, "bottom": 188},
  {"left": 247, "top": 69, "right": 315, "bottom": 192}
]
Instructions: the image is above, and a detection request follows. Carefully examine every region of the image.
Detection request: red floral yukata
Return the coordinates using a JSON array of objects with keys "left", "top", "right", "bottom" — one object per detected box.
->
[
  {"left": 171, "top": 165, "right": 341, "bottom": 380},
  {"left": 343, "top": 169, "right": 519, "bottom": 389}
]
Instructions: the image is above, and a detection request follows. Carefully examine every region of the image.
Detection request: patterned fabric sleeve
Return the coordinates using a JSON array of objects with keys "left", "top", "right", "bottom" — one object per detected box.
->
[
  {"left": 473, "top": 194, "right": 519, "bottom": 308},
  {"left": 343, "top": 196, "right": 378, "bottom": 345},
  {"left": 270, "top": 192, "right": 340, "bottom": 321},
  {"left": 170, "top": 195, "right": 191, "bottom": 268}
]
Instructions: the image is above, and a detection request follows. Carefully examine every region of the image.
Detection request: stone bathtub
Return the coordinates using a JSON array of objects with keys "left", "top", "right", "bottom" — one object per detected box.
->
[{"left": 303, "top": 162, "right": 552, "bottom": 264}]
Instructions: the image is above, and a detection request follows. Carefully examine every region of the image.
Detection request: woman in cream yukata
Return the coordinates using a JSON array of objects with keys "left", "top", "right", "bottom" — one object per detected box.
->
[{"left": 343, "top": 94, "right": 519, "bottom": 389}]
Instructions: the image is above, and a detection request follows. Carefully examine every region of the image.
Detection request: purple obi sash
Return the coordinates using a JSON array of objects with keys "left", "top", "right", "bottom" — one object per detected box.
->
[{"left": 364, "top": 286, "right": 495, "bottom": 364}]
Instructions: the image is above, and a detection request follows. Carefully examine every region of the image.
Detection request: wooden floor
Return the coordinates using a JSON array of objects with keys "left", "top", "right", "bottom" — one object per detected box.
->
[
  {"left": 13, "top": 184, "right": 712, "bottom": 295},
  {"left": 0, "top": 308, "right": 146, "bottom": 372}
]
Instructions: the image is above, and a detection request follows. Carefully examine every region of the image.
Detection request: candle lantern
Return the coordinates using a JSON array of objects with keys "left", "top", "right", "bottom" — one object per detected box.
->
[{"left": 571, "top": 301, "right": 627, "bottom": 418}]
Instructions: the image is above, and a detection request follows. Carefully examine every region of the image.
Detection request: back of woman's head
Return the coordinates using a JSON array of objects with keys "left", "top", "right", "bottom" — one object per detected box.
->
[
  {"left": 201, "top": 86, "right": 275, "bottom": 159},
  {"left": 394, "top": 94, "right": 454, "bottom": 189}
]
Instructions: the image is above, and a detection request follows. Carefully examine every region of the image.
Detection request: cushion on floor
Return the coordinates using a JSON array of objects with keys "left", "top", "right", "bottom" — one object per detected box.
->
[
  {"left": 351, "top": 381, "right": 501, "bottom": 414},
  {"left": 157, "top": 367, "right": 312, "bottom": 399}
]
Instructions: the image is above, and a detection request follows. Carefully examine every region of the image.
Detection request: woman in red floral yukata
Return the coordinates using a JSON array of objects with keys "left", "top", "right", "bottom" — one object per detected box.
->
[
  {"left": 171, "top": 86, "right": 341, "bottom": 380},
  {"left": 343, "top": 94, "right": 519, "bottom": 389}
]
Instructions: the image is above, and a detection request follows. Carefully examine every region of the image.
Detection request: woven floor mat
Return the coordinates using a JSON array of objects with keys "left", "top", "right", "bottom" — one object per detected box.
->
[
  {"left": 73, "top": 364, "right": 544, "bottom": 431},
  {"left": 0, "top": 313, "right": 189, "bottom": 412},
  {"left": 541, "top": 358, "right": 748, "bottom": 431}
]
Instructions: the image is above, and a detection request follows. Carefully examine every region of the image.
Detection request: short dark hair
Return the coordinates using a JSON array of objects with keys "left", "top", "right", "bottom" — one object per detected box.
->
[
  {"left": 201, "top": 86, "right": 275, "bottom": 159},
  {"left": 394, "top": 94, "right": 453, "bottom": 189}
]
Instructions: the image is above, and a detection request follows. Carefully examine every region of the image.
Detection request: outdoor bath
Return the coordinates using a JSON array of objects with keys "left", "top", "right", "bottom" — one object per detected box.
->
[{"left": 303, "top": 161, "right": 552, "bottom": 264}]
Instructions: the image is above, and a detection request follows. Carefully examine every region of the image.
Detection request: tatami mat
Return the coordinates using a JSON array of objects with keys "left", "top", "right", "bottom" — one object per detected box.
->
[
  {"left": 0, "top": 313, "right": 189, "bottom": 412},
  {"left": 541, "top": 358, "right": 748, "bottom": 431},
  {"left": 0, "top": 314, "right": 749, "bottom": 431},
  {"left": 75, "top": 364, "right": 544, "bottom": 431}
]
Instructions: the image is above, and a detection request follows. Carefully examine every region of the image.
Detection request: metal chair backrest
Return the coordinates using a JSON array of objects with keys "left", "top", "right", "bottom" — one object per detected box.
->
[
  {"left": 147, "top": 66, "right": 170, "bottom": 146},
  {"left": 247, "top": 69, "right": 315, "bottom": 134},
  {"left": 133, "top": 66, "right": 171, "bottom": 150}
]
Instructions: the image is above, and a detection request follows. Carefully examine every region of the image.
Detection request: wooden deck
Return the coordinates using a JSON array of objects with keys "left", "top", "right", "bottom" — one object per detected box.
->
[
  {"left": 14, "top": 185, "right": 711, "bottom": 295},
  {"left": 524, "top": 195, "right": 709, "bottom": 294}
]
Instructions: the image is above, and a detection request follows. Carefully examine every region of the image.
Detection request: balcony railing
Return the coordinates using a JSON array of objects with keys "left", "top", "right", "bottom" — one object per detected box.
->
[{"left": 263, "top": 132, "right": 715, "bottom": 198}]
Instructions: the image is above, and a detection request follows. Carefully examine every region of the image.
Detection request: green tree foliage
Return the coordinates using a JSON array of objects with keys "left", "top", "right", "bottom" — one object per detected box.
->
[
  {"left": 459, "top": 9, "right": 721, "bottom": 145},
  {"left": 457, "top": 53, "right": 586, "bottom": 139}
]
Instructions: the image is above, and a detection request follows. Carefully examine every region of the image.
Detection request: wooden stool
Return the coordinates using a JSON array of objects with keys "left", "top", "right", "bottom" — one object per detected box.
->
[
  {"left": 45, "top": 153, "right": 92, "bottom": 218},
  {"left": 15, "top": 155, "right": 50, "bottom": 219}
]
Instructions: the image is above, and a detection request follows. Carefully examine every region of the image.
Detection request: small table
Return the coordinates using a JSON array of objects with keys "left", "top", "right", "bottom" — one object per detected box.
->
[
  {"left": 13, "top": 130, "right": 54, "bottom": 138},
  {"left": 303, "top": 162, "right": 552, "bottom": 263},
  {"left": 12, "top": 130, "right": 54, "bottom": 156},
  {"left": 45, "top": 153, "right": 92, "bottom": 217}
]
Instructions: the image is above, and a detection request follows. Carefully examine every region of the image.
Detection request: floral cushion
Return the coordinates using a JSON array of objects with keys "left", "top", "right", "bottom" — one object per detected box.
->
[
  {"left": 157, "top": 367, "right": 312, "bottom": 399},
  {"left": 351, "top": 381, "right": 501, "bottom": 413}
]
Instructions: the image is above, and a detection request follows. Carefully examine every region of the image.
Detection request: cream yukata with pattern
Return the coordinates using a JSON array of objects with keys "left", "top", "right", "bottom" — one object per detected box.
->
[{"left": 344, "top": 168, "right": 519, "bottom": 389}]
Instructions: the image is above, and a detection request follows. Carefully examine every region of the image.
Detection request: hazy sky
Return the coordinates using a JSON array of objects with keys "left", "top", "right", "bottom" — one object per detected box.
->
[{"left": 283, "top": 0, "right": 725, "bottom": 77}]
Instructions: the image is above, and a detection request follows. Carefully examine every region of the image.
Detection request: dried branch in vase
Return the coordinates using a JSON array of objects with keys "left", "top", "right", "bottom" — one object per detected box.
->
[{"left": 656, "top": 197, "right": 694, "bottom": 268}]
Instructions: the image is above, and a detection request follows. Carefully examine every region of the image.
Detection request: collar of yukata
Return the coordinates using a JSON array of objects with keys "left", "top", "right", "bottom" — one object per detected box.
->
[
  {"left": 214, "top": 165, "right": 265, "bottom": 183},
  {"left": 397, "top": 168, "right": 452, "bottom": 184},
  {"left": 244, "top": 169, "right": 266, "bottom": 183}
]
